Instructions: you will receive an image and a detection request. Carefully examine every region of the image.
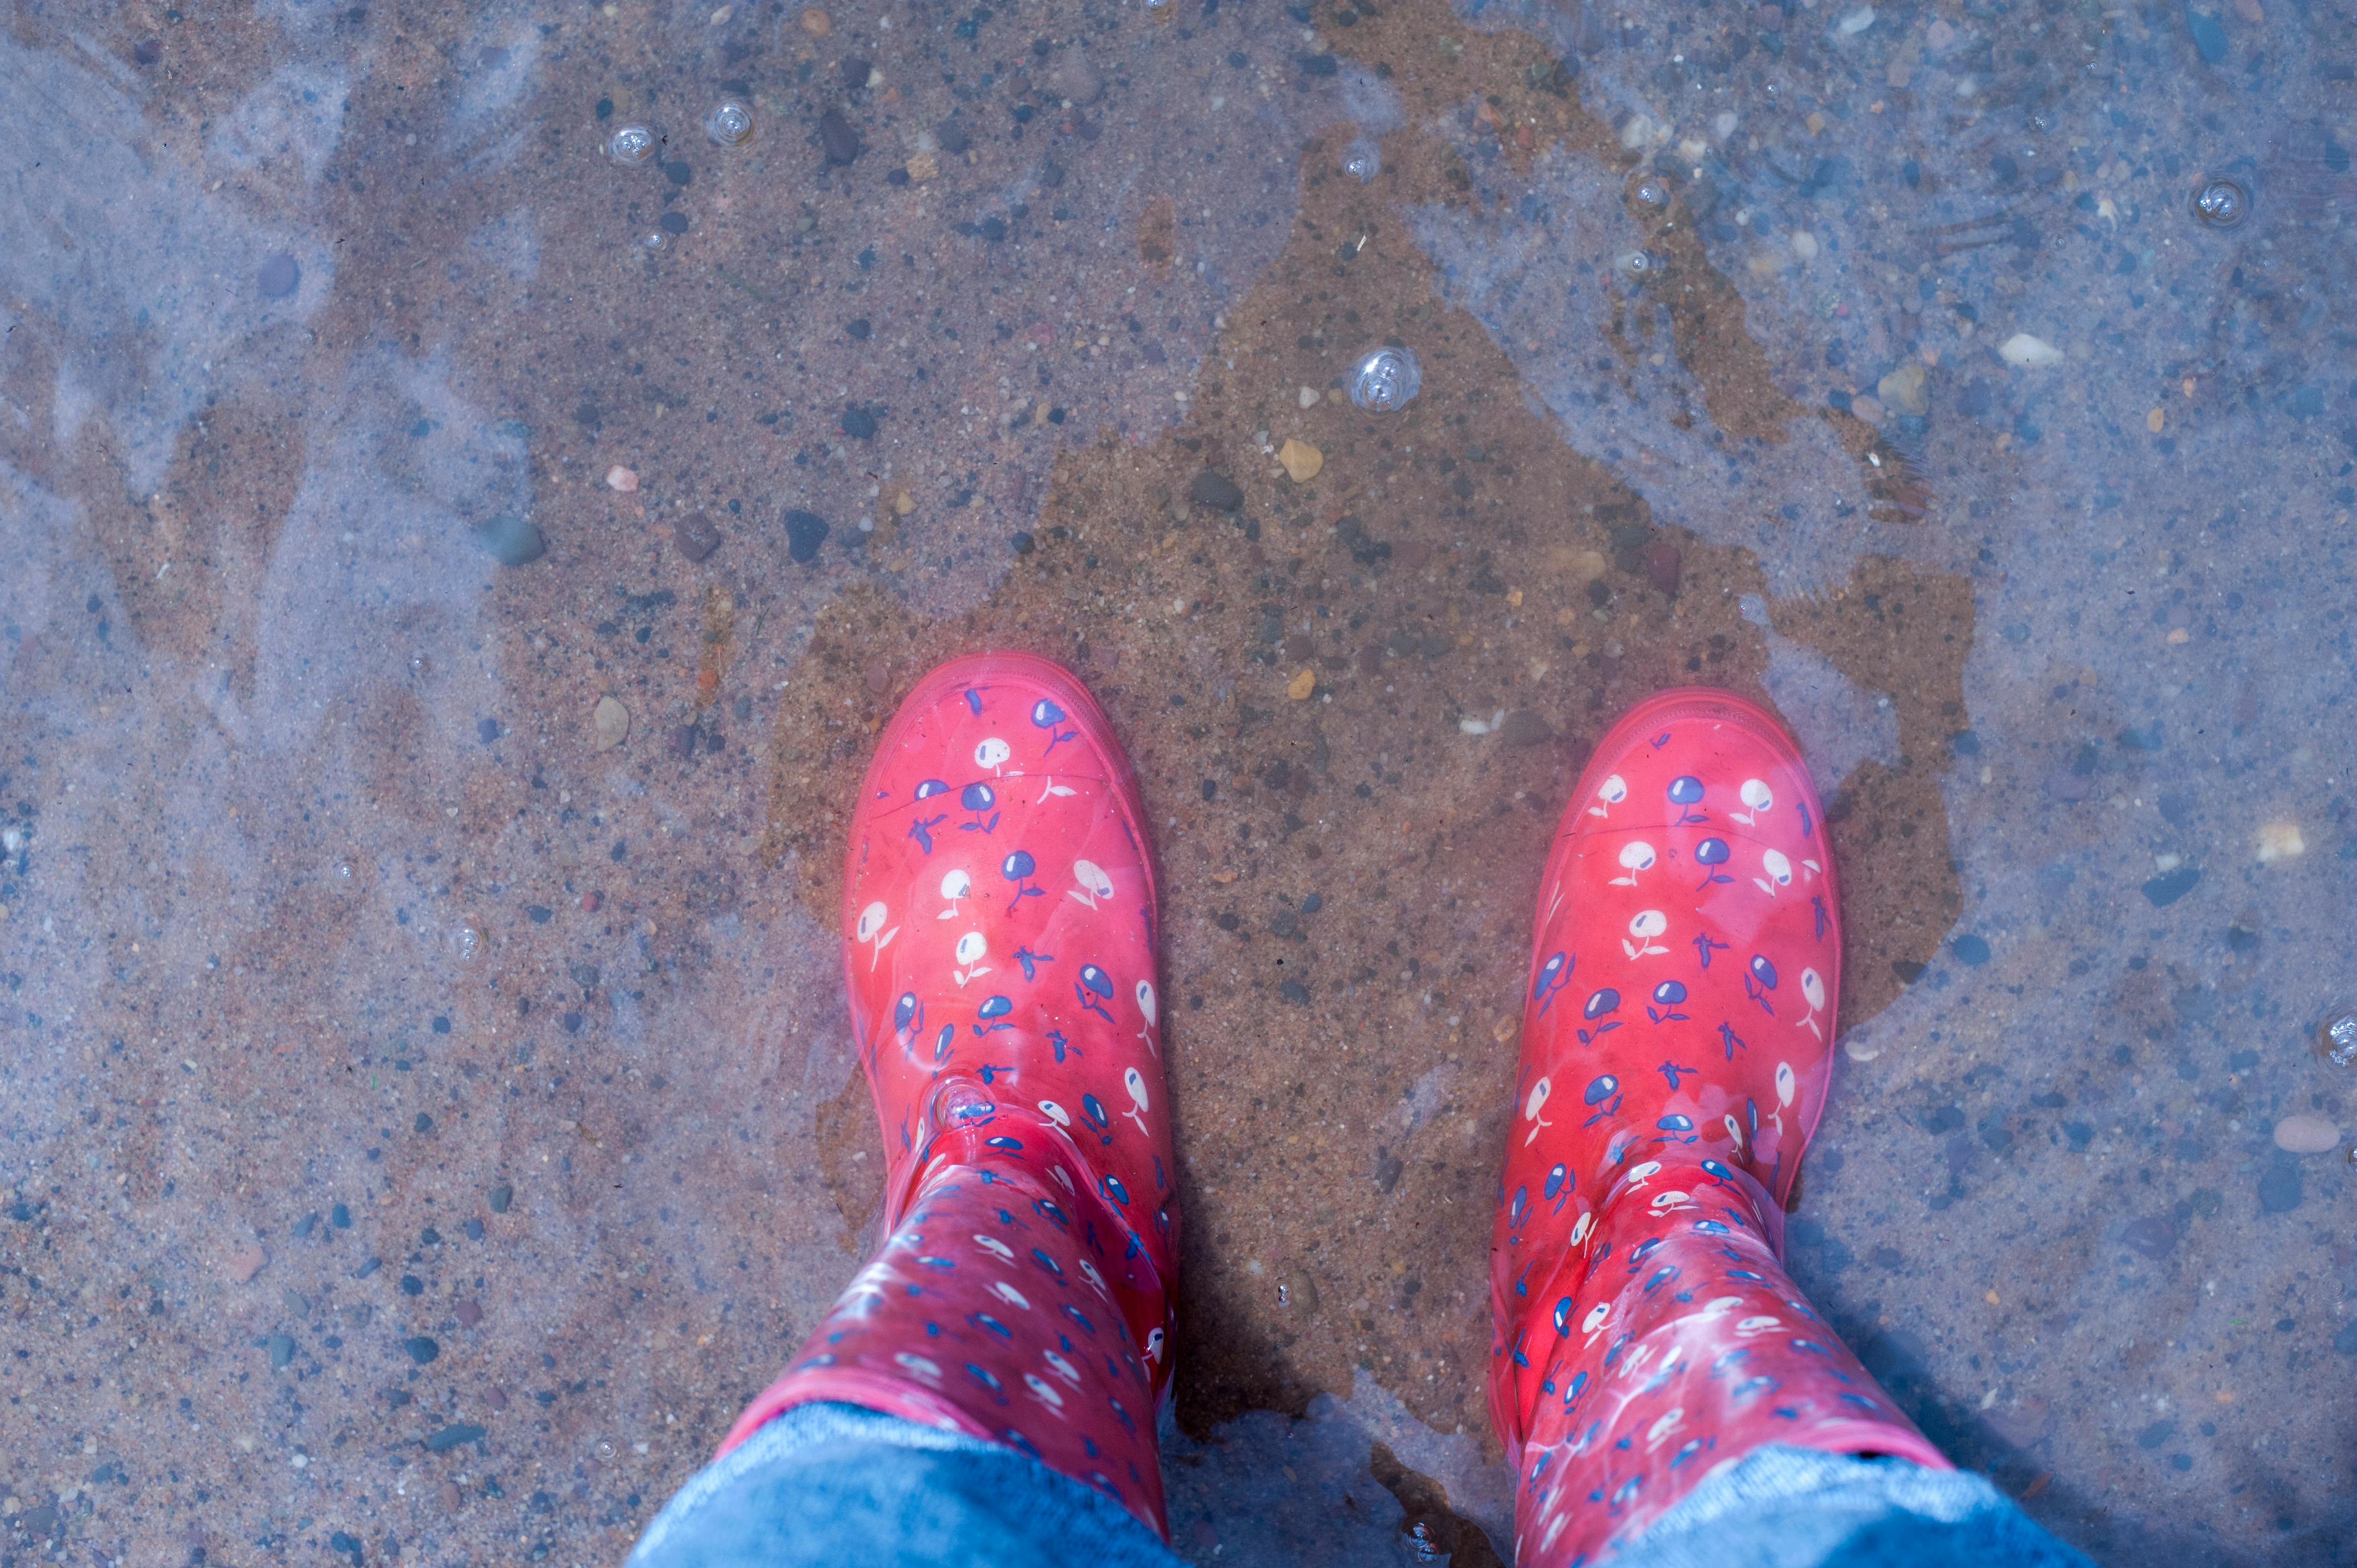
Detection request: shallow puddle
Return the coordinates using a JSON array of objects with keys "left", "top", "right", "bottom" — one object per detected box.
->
[{"left": 1, "top": 0, "right": 2351, "bottom": 1560}]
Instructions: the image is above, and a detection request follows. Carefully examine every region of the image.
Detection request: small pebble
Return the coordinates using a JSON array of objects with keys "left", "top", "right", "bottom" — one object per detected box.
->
[
  {"left": 593, "top": 697, "right": 631, "bottom": 752},
  {"left": 475, "top": 513, "right": 545, "bottom": 566},
  {"left": 1278, "top": 439, "right": 1324, "bottom": 483},
  {"left": 2122, "top": 1216, "right": 2177, "bottom": 1258},
  {"left": 1998, "top": 333, "right": 2064, "bottom": 368},
  {"left": 2273, "top": 1114, "right": 2341, "bottom": 1155},
  {"left": 1877, "top": 361, "right": 1929, "bottom": 416},
  {"left": 1190, "top": 470, "right": 1244, "bottom": 510},
  {"left": 1048, "top": 54, "right": 1104, "bottom": 104},
  {"left": 675, "top": 510, "right": 723, "bottom": 562},
  {"left": 404, "top": 1335, "right": 441, "bottom": 1365},
  {"left": 819, "top": 109, "right": 863, "bottom": 165},
  {"left": 1499, "top": 710, "right": 1556, "bottom": 747},
  {"left": 1644, "top": 543, "right": 1681, "bottom": 598},
  {"left": 799, "top": 7, "right": 832, "bottom": 34},
  {"left": 1297, "top": 386, "right": 1320, "bottom": 409},
  {"left": 258, "top": 253, "right": 301, "bottom": 299},
  {"left": 489, "top": 1183, "right": 513, "bottom": 1213},
  {"left": 1286, "top": 669, "right": 1316, "bottom": 700},
  {"left": 455, "top": 1299, "right": 483, "bottom": 1327},
  {"left": 2185, "top": 8, "right": 2227, "bottom": 63},
  {"left": 784, "top": 509, "right": 830, "bottom": 564},
  {"left": 606, "top": 465, "right": 640, "bottom": 493},
  {"left": 2255, "top": 822, "right": 2304, "bottom": 863},
  {"left": 225, "top": 1244, "right": 267, "bottom": 1283}
]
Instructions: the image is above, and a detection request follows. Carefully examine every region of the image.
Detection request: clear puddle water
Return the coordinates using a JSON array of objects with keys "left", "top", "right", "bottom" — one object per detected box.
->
[{"left": 2, "top": 0, "right": 2351, "bottom": 1561}]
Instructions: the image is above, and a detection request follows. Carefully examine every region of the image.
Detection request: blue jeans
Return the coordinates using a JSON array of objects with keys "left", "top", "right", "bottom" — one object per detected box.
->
[{"left": 630, "top": 1402, "right": 2092, "bottom": 1567}]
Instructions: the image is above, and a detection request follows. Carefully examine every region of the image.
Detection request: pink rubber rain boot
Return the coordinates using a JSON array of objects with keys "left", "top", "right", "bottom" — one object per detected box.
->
[
  {"left": 1491, "top": 690, "right": 1947, "bottom": 1565},
  {"left": 718, "top": 653, "right": 1179, "bottom": 1535}
]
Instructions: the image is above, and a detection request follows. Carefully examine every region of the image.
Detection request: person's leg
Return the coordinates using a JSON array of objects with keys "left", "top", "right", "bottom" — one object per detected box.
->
[
  {"left": 1489, "top": 690, "right": 2076, "bottom": 1566},
  {"left": 1601, "top": 1445, "right": 2091, "bottom": 1568},
  {"left": 629, "top": 1403, "right": 1179, "bottom": 1568},
  {"left": 634, "top": 654, "right": 1182, "bottom": 1565}
]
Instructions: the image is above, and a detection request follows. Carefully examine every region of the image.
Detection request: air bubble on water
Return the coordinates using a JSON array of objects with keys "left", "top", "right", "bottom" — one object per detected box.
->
[
  {"left": 451, "top": 922, "right": 483, "bottom": 962},
  {"left": 408, "top": 653, "right": 431, "bottom": 678},
  {"left": 594, "top": 1438, "right": 619, "bottom": 1464},
  {"left": 1618, "top": 247, "right": 1664, "bottom": 278},
  {"left": 606, "top": 123, "right": 657, "bottom": 167},
  {"left": 1632, "top": 174, "right": 1671, "bottom": 208},
  {"left": 1347, "top": 345, "right": 1422, "bottom": 412},
  {"left": 2191, "top": 176, "right": 2248, "bottom": 228},
  {"left": 706, "top": 99, "right": 755, "bottom": 147},
  {"left": 1342, "top": 138, "right": 1380, "bottom": 183},
  {"left": 2320, "top": 1009, "right": 2357, "bottom": 1069},
  {"left": 641, "top": 231, "right": 667, "bottom": 251}
]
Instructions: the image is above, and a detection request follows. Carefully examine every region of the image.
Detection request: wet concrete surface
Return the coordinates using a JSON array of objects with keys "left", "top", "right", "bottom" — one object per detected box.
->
[{"left": 3, "top": 0, "right": 2355, "bottom": 1562}]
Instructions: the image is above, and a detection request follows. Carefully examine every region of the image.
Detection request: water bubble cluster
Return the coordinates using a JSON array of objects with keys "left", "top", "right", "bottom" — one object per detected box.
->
[
  {"left": 1632, "top": 174, "right": 1671, "bottom": 208},
  {"left": 1342, "top": 138, "right": 1380, "bottom": 183},
  {"left": 2321, "top": 1009, "right": 2357, "bottom": 1069},
  {"left": 1348, "top": 345, "right": 1422, "bottom": 412},
  {"left": 2191, "top": 176, "right": 2248, "bottom": 228},
  {"left": 606, "top": 122, "right": 657, "bottom": 167},
  {"left": 706, "top": 99, "right": 756, "bottom": 147}
]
